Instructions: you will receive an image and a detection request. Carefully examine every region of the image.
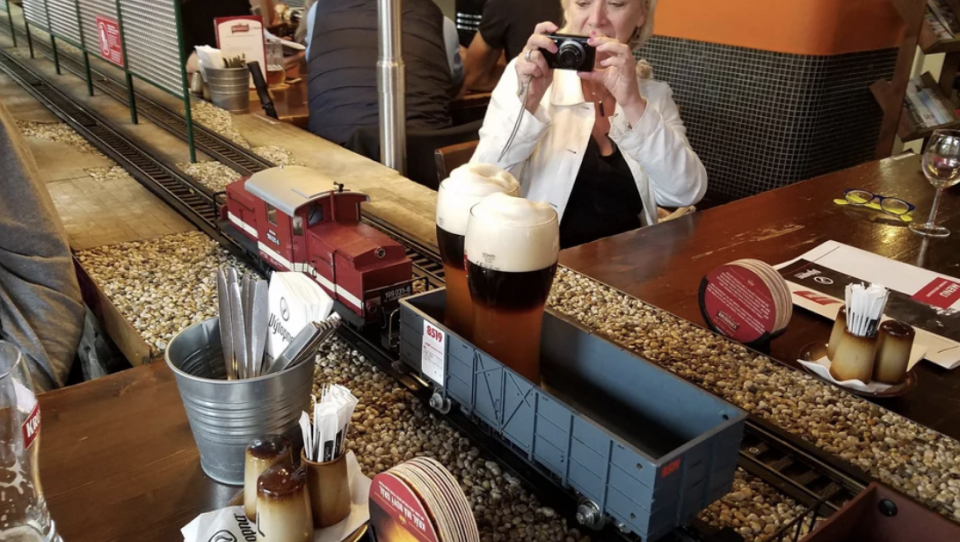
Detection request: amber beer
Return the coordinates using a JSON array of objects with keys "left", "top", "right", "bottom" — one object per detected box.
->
[
  {"left": 436, "top": 164, "right": 520, "bottom": 339},
  {"left": 465, "top": 193, "right": 559, "bottom": 382}
]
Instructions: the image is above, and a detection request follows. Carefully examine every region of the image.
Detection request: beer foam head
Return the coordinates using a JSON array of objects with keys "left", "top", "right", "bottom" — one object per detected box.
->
[
  {"left": 436, "top": 164, "right": 521, "bottom": 235},
  {"left": 465, "top": 193, "right": 559, "bottom": 273}
]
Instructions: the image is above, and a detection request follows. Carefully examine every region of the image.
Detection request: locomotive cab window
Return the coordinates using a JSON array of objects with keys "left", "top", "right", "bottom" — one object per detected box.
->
[
  {"left": 292, "top": 216, "right": 303, "bottom": 236},
  {"left": 266, "top": 203, "right": 277, "bottom": 226},
  {"left": 308, "top": 204, "right": 324, "bottom": 226}
]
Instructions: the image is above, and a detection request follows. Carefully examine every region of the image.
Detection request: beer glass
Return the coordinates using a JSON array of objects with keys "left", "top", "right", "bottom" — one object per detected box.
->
[
  {"left": 436, "top": 164, "right": 520, "bottom": 339},
  {"left": 465, "top": 193, "right": 559, "bottom": 383},
  {"left": 0, "top": 342, "right": 61, "bottom": 542}
]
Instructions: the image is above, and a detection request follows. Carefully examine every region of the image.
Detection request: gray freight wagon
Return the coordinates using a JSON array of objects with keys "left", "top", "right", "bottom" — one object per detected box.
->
[{"left": 399, "top": 290, "right": 746, "bottom": 541}]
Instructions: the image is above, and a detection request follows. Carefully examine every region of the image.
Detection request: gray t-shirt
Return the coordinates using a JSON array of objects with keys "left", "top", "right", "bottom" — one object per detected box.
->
[{"left": 0, "top": 101, "right": 84, "bottom": 390}]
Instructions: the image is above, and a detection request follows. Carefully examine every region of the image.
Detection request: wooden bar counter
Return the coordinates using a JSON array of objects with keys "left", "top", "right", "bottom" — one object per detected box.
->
[
  {"left": 561, "top": 154, "right": 960, "bottom": 439},
  {"left": 38, "top": 362, "right": 235, "bottom": 542}
]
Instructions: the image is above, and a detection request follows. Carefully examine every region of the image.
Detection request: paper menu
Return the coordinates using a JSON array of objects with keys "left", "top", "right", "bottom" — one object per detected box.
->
[
  {"left": 788, "top": 241, "right": 960, "bottom": 310},
  {"left": 266, "top": 272, "right": 335, "bottom": 362},
  {"left": 214, "top": 16, "right": 267, "bottom": 87},
  {"left": 777, "top": 241, "right": 960, "bottom": 369}
]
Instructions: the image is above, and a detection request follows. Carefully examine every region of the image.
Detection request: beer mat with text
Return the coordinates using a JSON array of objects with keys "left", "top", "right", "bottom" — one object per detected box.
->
[
  {"left": 370, "top": 458, "right": 479, "bottom": 542},
  {"left": 780, "top": 259, "right": 960, "bottom": 343},
  {"left": 370, "top": 472, "right": 441, "bottom": 542},
  {"left": 699, "top": 260, "right": 792, "bottom": 344}
]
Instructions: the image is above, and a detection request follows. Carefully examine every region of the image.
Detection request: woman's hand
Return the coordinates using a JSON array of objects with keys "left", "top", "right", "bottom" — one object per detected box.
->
[
  {"left": 579, "top": 32, "right": 647, "bottom": 125},
  {"left": 516, "top": 22, "right": 559, "bottom": 115}
]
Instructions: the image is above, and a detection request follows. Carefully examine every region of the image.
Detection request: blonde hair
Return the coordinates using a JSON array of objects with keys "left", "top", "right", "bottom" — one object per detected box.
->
[{"left": 560, "top": 0, "right": 656, "bottom": 78}]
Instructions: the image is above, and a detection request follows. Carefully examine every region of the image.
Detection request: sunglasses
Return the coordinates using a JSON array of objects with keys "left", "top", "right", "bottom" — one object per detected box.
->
[{"left": 834, "top": 189, "right": 915, "bottom": 222}]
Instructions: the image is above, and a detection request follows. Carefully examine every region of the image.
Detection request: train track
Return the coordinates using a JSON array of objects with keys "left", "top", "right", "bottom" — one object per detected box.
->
[{"left": 0, "top": 30, "right": 868, "bottom": 541}]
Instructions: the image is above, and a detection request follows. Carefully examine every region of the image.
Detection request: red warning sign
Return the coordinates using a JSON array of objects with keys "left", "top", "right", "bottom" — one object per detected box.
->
[{"left": 96, "top": 16, "right": 124, "bottom": 68}]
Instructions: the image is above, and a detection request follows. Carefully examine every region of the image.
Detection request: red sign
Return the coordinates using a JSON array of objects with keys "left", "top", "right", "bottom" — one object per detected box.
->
[
  {"left": 96, "top": 16, "right": 124, "bottom": 68},
  {"left": 662, "top": 458, "right": 682, "bottom": 478},
  {"left": 912, "top": 278, "right": 960, "bottom": 310},
  {"left": 795, "top": 290, "right": 841, "bottom": 306},
  {"left": 21, "top": 402, "right": 40, "bottom": 450}
]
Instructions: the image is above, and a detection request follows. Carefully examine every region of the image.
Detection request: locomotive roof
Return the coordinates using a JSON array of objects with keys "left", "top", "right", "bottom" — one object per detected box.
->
[{"left": 245, "top": 166, "right": 369, "bottom": 216}]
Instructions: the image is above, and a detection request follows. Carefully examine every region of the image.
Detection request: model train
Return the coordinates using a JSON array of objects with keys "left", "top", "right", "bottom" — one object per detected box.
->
[{"left": 220, "top": 166, "right": 419, "bottom": 329}]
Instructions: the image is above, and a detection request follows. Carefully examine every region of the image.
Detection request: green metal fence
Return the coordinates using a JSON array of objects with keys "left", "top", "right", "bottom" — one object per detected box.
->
[{"left": 13, "top": 0, "right": 197, "bottom": 161}]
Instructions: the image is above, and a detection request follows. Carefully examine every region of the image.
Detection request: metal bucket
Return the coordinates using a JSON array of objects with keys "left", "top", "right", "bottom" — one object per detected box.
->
[
  {"left": 165, "top": 317, "right": 313, "bottom": 485},
  {"left": 206, "top": 67, "right": 251, "bottom": 114}
]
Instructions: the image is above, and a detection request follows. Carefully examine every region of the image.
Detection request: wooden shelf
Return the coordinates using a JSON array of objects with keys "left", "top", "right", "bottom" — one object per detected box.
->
[
  {"left": 874, "top": 72, "right": 960, "bottom": 142},
  {"left": 920, "top": 8, "right": 960, "bottom": 53}
]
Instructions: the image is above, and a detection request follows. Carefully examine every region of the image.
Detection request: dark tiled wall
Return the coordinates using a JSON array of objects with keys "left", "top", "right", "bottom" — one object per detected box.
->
[{"left": 638, "top": 37, "right": 898, "bottom": 203}]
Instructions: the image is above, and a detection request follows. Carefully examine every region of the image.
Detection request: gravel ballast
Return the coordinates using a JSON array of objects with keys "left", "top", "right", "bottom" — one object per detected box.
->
[
  {"left": 76, "top": 232, "right": 257, "bottom": 356},
  {"left": 548, "top": 268, "right": 960, "bottom": 522}
]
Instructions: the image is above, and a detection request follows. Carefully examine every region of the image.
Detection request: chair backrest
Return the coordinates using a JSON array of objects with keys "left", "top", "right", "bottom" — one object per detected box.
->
[
  {"left": 434, "top": 140, "right": 480, "bottom": 182},
  {"left": 343, "top": 121, "right": 482, "bottom": 191}
]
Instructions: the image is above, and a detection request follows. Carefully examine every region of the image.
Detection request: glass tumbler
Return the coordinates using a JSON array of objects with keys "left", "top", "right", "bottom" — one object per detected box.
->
[{"left": 0, "top": 342, "right": 61, "bottom": 542}]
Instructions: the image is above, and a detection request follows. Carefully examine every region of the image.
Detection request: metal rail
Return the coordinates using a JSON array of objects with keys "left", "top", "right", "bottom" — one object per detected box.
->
[
  {"left": 10, "top": 25, "right": 273, "bottom": 177},
  {"left": 0, "top": 32, "right": 871, "bottom": 540},
  {"left": 0, "top": 46, "right": 248, "bottom": 262}
]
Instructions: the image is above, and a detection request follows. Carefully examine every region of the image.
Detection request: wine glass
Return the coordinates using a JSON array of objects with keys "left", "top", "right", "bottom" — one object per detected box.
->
[{"left": 912, "top": 129, "right": 960, "bottom": 237}]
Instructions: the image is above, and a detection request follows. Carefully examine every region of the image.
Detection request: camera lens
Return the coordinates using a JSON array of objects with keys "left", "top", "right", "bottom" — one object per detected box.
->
[{"left": 556, "top": 40, "right": 585, "bottom": 70}]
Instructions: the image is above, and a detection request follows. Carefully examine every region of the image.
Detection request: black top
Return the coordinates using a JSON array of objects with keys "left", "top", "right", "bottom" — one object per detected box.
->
[
  {"left": 560, "top": 138, "right": 645, "bottom": 250},
  {"left": 478, "top": 0, "right": 564, "bottom": 61},
  {"left": 179, "top": 0, "right": 252, "bottom": 58}
]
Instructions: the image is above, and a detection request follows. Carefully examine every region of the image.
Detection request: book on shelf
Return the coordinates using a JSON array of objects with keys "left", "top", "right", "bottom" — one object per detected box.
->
[
  {"left": 903, "top": 99, "right": 926, "bottom": 128},
  {"left": 929, "top": 0, "right": 960, "bottom": 35},
  {"left": 903, "top": 98, "right": 925, "bottom": 127},
  {"left": 927, "top": 9, "right": 955, "bottom": 39},
  {"left": 905, "top": 80, "right": 940, "bottom": 128},
  {"left": 918, "top": 89, "right": 949, "bottom": 124},
  {"left": 930, "top": 87, "right": 959, "bottom": 121}
]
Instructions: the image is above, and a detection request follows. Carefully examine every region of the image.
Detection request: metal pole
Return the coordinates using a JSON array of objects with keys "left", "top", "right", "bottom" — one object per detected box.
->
[
  {"left": 25, "top": 22, "right": 33, "bottom": 58},
  {"left": 183, "top": 95, "right": 196, "bottom": 163},
  {"left": 7, "top": 7, "right": 17, "bottom": 47},
  {"left": 172, "top": 0, "right": 196, "bottom": 163},
  {"left": 114, "top": 0, "right": 137, "bottom": 124},
  {"left": 51, "top": 36, "right": 61, "bottom": 75},
  {"left": 73, "top": 0, "right": 90, "bottom": 95},
  {"left": 125, "top": 73, "right": 138, "bottom": 124},
  {"left": 377, "top": 0, "right": 406, "bottom": 174},
  {"left": 83, "top": 52, "right": 93, "bottom": 96}
]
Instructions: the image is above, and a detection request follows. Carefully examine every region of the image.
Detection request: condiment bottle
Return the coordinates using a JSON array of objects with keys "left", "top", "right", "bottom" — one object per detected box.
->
[
  {"left": 873, "top": 321, "right": 915, "bottom": 385},
  {"left": 827, "top": 307, "right": 847, "bottom": 361},
  {"left": 256, "top": 464, "right": 313, "bottom": 542},
  {"left": 830, "top": 328, "right": 877, "bottom": 383},
  {"left": 244, "top": 436, "right": 292, "bottom": 520}
]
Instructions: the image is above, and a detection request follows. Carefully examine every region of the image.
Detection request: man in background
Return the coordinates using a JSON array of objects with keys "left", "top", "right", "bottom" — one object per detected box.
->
[
  {"left": 461, "top": 0, "right": 563, "bottom": 92},
  {"left": 305, "top": 0, "right": 459, "bottom": 146},
  {"left": 0, "top": 100, "right": 84, "bottom": 391}
]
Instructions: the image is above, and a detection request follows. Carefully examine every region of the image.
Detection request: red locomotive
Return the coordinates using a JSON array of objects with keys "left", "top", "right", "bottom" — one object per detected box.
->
[{"left": 221, "top": 166, "right": 416, "bottom": 325}]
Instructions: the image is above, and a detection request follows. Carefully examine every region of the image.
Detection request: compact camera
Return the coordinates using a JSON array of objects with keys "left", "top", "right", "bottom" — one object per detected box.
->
[{"left": 540, "top": 34, "right": 596, "bottom": 71}]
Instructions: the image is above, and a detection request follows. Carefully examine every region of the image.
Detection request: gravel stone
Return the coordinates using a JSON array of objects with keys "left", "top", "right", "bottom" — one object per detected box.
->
[
  {"left": 76, "top": 232, "right": 257, "bottom": 356},
  {"left": 179, "top": 160, "right": 243, "bottom": 192},
  {"left": 312, "top": 340, "right": 583, "bottom": 542},
  {"left": 698, "top": 470, "right": 811, "bottom": 542},
  {"left": 187, "top": 100, "right": 250, "bottom": 148},
  {"left": 548, "top": 268, "right": 960, "bottom": 523},
  {"left": 84, "top": 165, "right": 135, "bottom": 185},
  {"left": 16, "top": 120, "right": 106, "bottom": 158},
  {"left": 253, "top": 145, "right": 303, "bottom": 167}
]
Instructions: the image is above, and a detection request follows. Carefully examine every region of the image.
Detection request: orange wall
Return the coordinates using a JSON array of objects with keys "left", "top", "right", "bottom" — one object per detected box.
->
[{"left": 654, "top": 0, "right": 905, "bottom": 56}]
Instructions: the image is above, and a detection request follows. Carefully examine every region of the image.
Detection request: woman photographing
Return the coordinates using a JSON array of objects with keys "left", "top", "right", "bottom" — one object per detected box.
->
[{"left": 471, "top": 0, "right": 707, "bottom": 249}]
